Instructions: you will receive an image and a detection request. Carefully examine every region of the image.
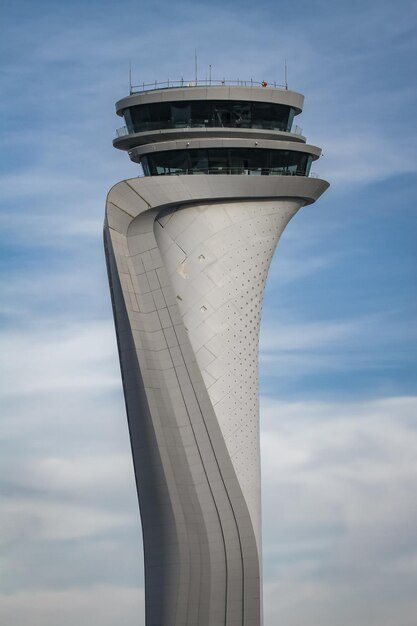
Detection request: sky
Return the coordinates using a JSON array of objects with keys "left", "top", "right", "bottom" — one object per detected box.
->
[{"left": 1, "top": 0, "right": 416, "bottom": 624}]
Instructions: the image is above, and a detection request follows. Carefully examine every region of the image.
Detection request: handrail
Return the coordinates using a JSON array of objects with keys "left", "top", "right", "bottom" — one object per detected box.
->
[
  {"left": 129, "top": 78, "right": 287, "bottom": 94},
  {"left": 140, "top": 167, "right": 313, "bottom": 177},
  {"left": 115, "top": 123, "right": 303, "bottom": 138}
]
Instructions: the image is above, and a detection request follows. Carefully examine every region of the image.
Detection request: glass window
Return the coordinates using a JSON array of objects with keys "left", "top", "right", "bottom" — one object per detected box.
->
[
  {"left": 252, "top": 102, "right": 289, "bottom": 130},
  {"left": 190, "top": 101, "right": 212, "bottom": 127},
  {"left": 211, "top": 104, "right": 231, "bottom": 127},
  {"left": 147, "top": 150, "right": 190, "bottom": 175},
  {"left": 208, "top": 149, "right": 229, "bottom": 173},
  {"left": 269, "top": 150, "right": 309, "bottom": 175},
  {"left": 229, "top": 148, "right": 245, "bottom": 174},
  {"left": 270, "top": 150, "right": 291, "bottom": 173},
  {"left": 141, "top": 156, "right": 151, "bottom": 176},
  {"left": 124, "top": 108, "right": 134, "bottom": 133},
  {"left": 248, "top": 148, "right": 269, "bottom": 173},
  {"left": 189, "top": 149, "right": 209, "bottom": 173},
  {"left": 230, "top": 101, "right": 252, "bottom": 128},
  {"left": 171, "top": 103, "right": 191, "bottom": 127},
  {"left": 287, "top": 107, "right": 296, "bottom": 132},
  {"left": 291, "top": 153, "right": 307, "bottom": 176},
  {"left": 150, "top": 103, "right": 171, "bottom": 129},
  {"left": 131, "top": 104, "right": 152, "bottom": 131},
  {"left": 124, "top": 100, "right": 295, "bottom": 133},
  {"left": 141, "top": 148, "right": 312, "bottom": 177}
]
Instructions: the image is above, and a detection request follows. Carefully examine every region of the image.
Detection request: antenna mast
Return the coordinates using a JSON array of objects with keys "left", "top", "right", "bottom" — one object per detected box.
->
[
  {"left": 284, "top": 59, "right": 288, "bottom": 90},
  {"left": 129, "top": 61, "right": 132, "bottom": 94},
  {"left": 195, "top": 49, "right": 198, "bottom": 83}
]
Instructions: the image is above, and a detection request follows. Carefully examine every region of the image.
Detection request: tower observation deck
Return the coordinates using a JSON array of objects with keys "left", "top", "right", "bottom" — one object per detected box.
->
[{"left": 104, "top": 80, "right": 329, "bottom": 626}]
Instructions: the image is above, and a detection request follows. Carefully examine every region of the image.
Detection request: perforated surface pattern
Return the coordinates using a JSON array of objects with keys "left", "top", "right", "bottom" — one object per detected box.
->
[{"left": 154, "top": 199, "right": 299, "bottom": 546}]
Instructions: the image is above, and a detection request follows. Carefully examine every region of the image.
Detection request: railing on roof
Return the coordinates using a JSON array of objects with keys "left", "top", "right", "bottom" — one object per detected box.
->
[{"left": 129, "top": 78, "right": 287, "bottom": 95}]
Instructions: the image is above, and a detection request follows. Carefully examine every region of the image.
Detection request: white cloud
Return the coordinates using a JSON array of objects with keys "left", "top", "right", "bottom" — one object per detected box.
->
[
  {"left": 0, "top": 321, "right": 120, "bottom": 395},
  {"left": 267, "top": 254, "right": 333, "bottom": 286},
  {"left": 0, "top": 212, "right": 103, "bottom": 243},
  {"left": 1, "top": 393, "right": 415, "bottom": 626},
  {"left": 260, "top": 396, "right": 417, "bottom": 626},
  {"left": 315, "top": 131, "right": 417, "bottom": 186},
  {"left": 26, "top": 455, "right": 134, "bottom": 495},
  {"left": 261, "top": 319, "right": 357, "bottom": 352},
  {"left": 1, "top": 498, "right": 134, "bottom": 543},
  {"left": 259, "top": 311, "right": 416, "bottom": 378},
  {"left": 0, "top": 586, "right": 144, "bottom": 626}
]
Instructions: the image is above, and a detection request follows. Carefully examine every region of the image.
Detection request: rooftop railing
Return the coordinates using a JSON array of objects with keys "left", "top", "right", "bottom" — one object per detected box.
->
[{"left": 129, "top": 78, "right": 287, "bottom": 94}]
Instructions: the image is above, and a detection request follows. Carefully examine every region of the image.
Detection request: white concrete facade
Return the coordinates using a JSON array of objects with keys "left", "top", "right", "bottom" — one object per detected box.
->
[{"left": 105, "top": 87, "right": 329, "bottom": 626}]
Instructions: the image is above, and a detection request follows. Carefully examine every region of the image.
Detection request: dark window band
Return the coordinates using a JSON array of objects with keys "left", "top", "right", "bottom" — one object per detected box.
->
[
  {"left": 124, "top": 100, "right": 296, "bottom": 133},
  {"left": 141, "top": 148, "right": 312, "bottom": 177}
]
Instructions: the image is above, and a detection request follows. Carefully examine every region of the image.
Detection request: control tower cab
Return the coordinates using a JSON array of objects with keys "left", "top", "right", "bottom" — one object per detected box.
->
[{"left": 113, "top": 83, "right": 321, "bottom": 178}]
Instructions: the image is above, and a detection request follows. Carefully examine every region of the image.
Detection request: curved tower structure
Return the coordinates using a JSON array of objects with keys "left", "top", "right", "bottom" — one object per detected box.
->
[{"left": 104, "top": 80, "right": 329, "bottom": 626}]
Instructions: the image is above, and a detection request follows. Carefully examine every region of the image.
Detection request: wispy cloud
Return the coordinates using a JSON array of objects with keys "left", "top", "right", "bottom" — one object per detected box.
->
[
  {"left": 260, "top": 311, "right": 417, "bottom": 383},
  {"left": 261, "top": 395, "right": 417, "bottom": 626},
  {"left": 0, "top": 322, "right": 119, "bottom": 395},
  {"left": 1, "top": 1, "right": 416, "bottom": 625},
  {"left": 0, "top": 586, "right": 144, "bottom": 626},
  {"left": 316, "top": 131, "right": 417, "bottom": 186}
]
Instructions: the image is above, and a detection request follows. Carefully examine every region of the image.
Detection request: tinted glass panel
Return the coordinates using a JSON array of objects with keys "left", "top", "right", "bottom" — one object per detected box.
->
[
  {"left": 143, "top": 148, "right": 312, "bottom": 177},
  {"left": 141, "top": 156, "right": 151, "bottom": 176},
  {"left": 124, "top": 100, "right": 296, "bottom": 133},
  {"left": 189, "top": 101, "right": 212, "bottom": 127},
  {"left": 171, "top": 103, "right": 191, "bottom": 127},
  {"left": 208, "top": 149, "right": 229, "bottom": 173},
  {"left": 287, "top": 107, "right": 296, "bottom": 132},
  {"left": 189, "top": 149, "right": 209, "bottom": 172}
]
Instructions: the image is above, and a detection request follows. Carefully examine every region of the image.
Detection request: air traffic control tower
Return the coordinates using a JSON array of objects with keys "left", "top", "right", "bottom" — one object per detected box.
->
[{"left": 104, "top": 79, "right": 329, "bottom": 626}]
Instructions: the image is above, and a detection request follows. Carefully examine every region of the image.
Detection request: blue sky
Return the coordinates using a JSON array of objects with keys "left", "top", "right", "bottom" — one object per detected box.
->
[{"left": 1, "top": 1, "right": 416, "bottom": 624}]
